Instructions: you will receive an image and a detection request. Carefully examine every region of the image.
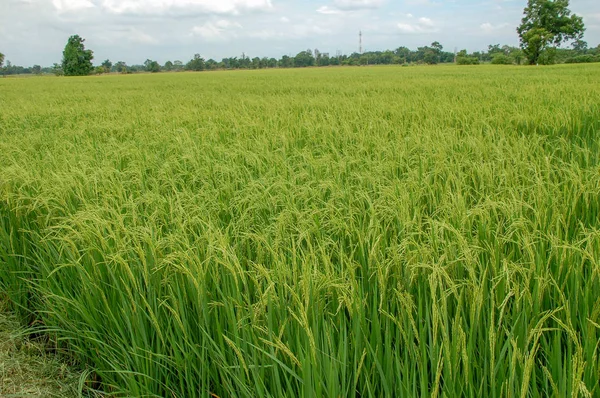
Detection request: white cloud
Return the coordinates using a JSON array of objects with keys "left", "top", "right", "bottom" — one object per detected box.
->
[
  {"left": 584, "top": 13, "right": 600, "bottom": 22},
  {"left": 248, "top": 23, "right": 331, "bottom": 40},
  {"left": 280, "top": 16, "right": 289, "bottom": 23},
  {"left": 129, "top": 27, "right": 158, "bottom": 44},
  {"left": 333, "top": 0, "right": 383, "bottom": 10},
  {"left": 52, "top": 0, "right": 94, "bottom": 12},
  {"left": 191, "top": 19, "right": 243, "bottom": 40},
  {"left": 397, "top": 16, "right": 438, "bottom": 34},
  {"left": 317, "top": 0, "right": 382, "bottom": 14},
  {"left": 317, "top": 5, "right": 342, "bottom": 14},
  {"left": 96, "top": 0, "right": 272, "bottom": 15},
  {"left": 480, "top": 22, "right": 509, "bottom": 33}
]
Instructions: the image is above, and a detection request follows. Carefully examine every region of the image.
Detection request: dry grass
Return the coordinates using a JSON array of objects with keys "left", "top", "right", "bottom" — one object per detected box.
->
[{"left": 0, "top": 299, "right": 84, "bottom": 397}]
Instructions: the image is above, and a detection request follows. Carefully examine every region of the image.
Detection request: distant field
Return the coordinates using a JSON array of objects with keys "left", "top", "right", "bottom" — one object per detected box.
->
[{"left": 1, "top": 65, "right": 599, "bottom": 397}]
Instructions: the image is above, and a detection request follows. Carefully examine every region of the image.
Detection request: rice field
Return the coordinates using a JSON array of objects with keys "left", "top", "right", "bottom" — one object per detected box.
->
[{"left": 0, "top": 64, "right": 599, "bottom": 397}]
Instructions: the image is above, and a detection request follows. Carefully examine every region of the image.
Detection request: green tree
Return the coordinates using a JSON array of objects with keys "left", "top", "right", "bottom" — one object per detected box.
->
[
  {"left": 186, "top": 54, "right": 205, "bottom": 71},
  {"left": 32, "top": 65, "right": 42, "bottom": 74},
  {"left": 517, "top": 0, "right": 584, "bottom": 65},
  {"left": 279, "top": 55, "right": 293, "bottom": 68},
  {"left": 62, "top": 35, "right": 94, "bottom": 76},
  {"left": 51, "top": 63, "right": 64, "bottom": 76},
  {"left": 144, "top": 59, "right": 160, "bottom": 73},
  {"left": 101, "top": 59, "right": 112, "bottom": 73},
  {"left": 0, "top": 52, "right": 4, "bottom": 69},
  {"left": 114, "top": 61, "right": 127, "bottom": 73},
  {"left": 572, "top": 39, "right": 588, "bottom": 53},
  {"left": 164, "top": 61, "right": 174, "bottom": 71},
  {"left": 294, "top": 50, "right": 315, "bottom": 67}
]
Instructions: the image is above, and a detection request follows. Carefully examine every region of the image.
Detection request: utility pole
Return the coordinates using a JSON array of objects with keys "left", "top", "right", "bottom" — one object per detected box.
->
[{"left": 359, "top": 30, "right": 363, "bottom": 55}]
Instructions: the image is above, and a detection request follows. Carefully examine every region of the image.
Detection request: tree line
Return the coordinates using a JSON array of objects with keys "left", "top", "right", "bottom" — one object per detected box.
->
[{"left": 1, "top": 0, "right": 595, "bottom": 77}]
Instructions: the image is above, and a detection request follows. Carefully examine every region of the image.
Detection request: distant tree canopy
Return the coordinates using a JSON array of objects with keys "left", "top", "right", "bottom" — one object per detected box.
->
[
  {"left": 0, "top": 52, "right": 4, "bottom": 69},
  {"left": 144, "top": 59, "right": 160, "bottom": 73},
  {"left": 101, "top": 59, "right": 112, "bottom": 73},
  {"left": 294, "top": 50, "right": 315, "bottom": 67},
  {"left": 186, "top": 54, "right": 205, "bottom": 71},
  {"left": 517, "top": 0, "right": 584, "bottom": 65},
  {"left": 62, "top": 35, "right": 94, "bottom": 76}
]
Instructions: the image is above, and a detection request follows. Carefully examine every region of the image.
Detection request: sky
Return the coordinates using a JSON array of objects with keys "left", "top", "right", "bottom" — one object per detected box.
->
[{"left": 1, "top": 0, "right": 599, "bottom": 66}]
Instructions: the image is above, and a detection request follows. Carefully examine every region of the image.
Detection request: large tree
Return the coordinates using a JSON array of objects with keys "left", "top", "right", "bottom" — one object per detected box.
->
[
  {"left": 0, "top": 52, "right": 4, "bottom": 68},
  {"left": 517, "top": 0, "right": 584, "bottom": 65},
  {"left": 62, "top": 35, "right": 94, "bottom": 76}
]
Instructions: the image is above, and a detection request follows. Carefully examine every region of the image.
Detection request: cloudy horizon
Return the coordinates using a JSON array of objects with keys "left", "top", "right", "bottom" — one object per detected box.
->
[{"left": 1, "top": 0, "right": 599, "bottom": 66}]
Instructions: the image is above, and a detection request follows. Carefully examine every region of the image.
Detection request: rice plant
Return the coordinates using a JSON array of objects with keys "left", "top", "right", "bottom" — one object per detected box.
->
[{"left": 1, "top": 64, "right": 599, "bottom": 397}]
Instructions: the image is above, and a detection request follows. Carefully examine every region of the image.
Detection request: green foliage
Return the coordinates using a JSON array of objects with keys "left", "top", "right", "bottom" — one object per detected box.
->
[
  {"left": 456, "top": 56, "right": 480, "bottom": 65},
  {"left": 517, "top": 0, "right": 585, "bottom": 65},
  {"left": 491, "top": 54, "right": 513, "bottom": 64},
  {"left": 101, "top": 59, "right": 112, "bottom": 74},
  {"left": 0, "top": 52, "right": 4, "bottom": 69},
  {"left": 565, "top": 54, "right": 600, "bottom": 63},
  {"left": 61, "top": 35, "right": 93, "bottom": 76},
  {"left": 185, "top": 54, "right": 205, "bottom": 71},
  {"left": 51, "top": 63, "right": 63, "bottom": 76},
  {"left": 1, "top": 65, "right": 600, "bottom": 397},
  {"left": 144, "top": 59, "right": 160, "bottom": 73},
  {"left": 294, "top": 50, "right": 315, "bottom": 67},
  {"left": 456, "top": 50, "right": 480, "bottom": 65},
  {"left": 114, "top": 61, "right": 127, "bottom": 74}
]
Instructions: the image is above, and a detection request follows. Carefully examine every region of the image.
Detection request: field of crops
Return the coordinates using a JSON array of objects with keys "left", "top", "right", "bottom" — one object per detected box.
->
[{"left": 1, "top": 64, "right": 599, "bottom": 397}]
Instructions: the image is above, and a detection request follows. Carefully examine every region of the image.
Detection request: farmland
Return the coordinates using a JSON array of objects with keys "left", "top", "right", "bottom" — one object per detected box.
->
[{"left": 1, "top": 64, "right": 599, "bottom": 397}]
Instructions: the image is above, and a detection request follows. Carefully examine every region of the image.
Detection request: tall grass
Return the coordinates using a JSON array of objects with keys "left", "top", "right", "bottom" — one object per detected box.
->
[{"left": 1, "top": 64, "right": 599, "bottom": 397}]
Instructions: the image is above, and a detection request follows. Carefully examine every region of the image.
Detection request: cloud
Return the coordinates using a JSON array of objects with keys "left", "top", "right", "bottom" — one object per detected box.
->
[
  {"left": 191, "top": 19, "right": 243, "bottom": 40},
  {"left": 584, "top": 13, "right": 600, "bottom": 22},
  {"left": 87, "top": 0, "right": 273, "bottom": 16},
  {"left": 52, "top": 0, "right": 94, "bottom": 12},
  {"left": 397, "top": 16, "right": 438, "bottom": 34},
  {"left": 129, "top": 27, "right": 159, "bottom": 44},
  {"left": 316, "top": 0, "right": 383, "bottom": 15},
  {"left": 480, "top": 22, "right": 509, "bottom": 33},
  {"left": 317, "top": 6, "right": 342, "bottom": 14},
  {"left": 248, "top": 24, "right": 331, "bottom": 40},
  {"left": 280, "top": 16, "right": 289, "bottom": 22},
  {"left": 333, "top": 0, "right": 383, "bottom": 10}
]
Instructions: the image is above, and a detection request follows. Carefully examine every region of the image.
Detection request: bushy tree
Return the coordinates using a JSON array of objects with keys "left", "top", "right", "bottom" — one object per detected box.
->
[
  {"left": 456, "top": 50, "right": 480, "bottom": 65},
  {"left": 491, "top": 54, "right": 513, "bottom": 64},
  {"left": 51, "top": 63, "right": 64, "bottom": 76},
  {"left": 114, "top": 61, "right": 127, "bottom": 73},
  {"left": 517, "top": 0, "right": 584, "bottom": 65},
  {"left": 294, "top": 50, "right": 315, "bottom": 67},
  {"left": 0, "top": 52, "right": 4, "bottom": 69},
  {"left": 62, "top": 35, "right": 94, "bottom": 76},
  {"left": 101, "top": 59, "right": 112, "bottom": 74},
  {"left": 144, "top": 59, "right": 160, "bottom": 73},
  {"left": 186, "top": 54, "right": 205, "bottom": 71}
]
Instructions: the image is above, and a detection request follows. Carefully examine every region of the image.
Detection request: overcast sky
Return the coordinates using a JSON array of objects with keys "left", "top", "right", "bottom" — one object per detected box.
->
[{"left": 1, "top": 0, "right": 599, "bottom": 66}]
